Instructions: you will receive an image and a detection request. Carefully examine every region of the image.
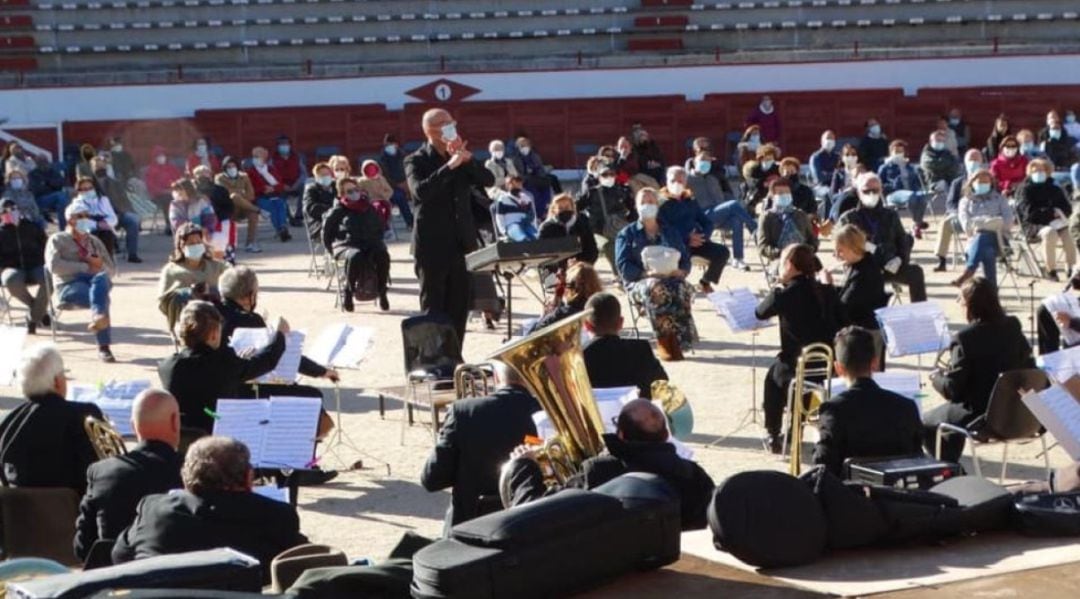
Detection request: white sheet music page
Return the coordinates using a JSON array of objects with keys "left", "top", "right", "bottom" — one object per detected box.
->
[
  {"left": 261, "top": 396, "right": 322, "bottom": 469},
  {"left": 212, "top": 399, "right": 271, "bottom": 460},
  {"left": 1038, "top": 346, "right": 1080, "bottom": 384},
  {"left": 875, "top": 303, "right": 950, "bottom": 357},
  {"left": 707, "top": 288, "right": 768, "bottom": 333},
  {"left": 828, "top": 372, "right": 923, "bottom": 416},
  {"left": 1022, "top": 384, "right": 1080, "bottom": 460},
  {"left": 230, "top": 327, "right": 306, "bottom": 384},
  {"left": 330, "top": 326, "right": 374, "bottom": 368},
  {"left": 253, "top": 484, "right": 290, "bottom": 504},
  {"left": 0, "top": 325, "right": 27, "bottom": 386},
  {"left": 306, "top": 324, "right": 351, "bottom": 367},
  {"left": 1042, "top": 293, "right": 1080, "bottom": 347}
]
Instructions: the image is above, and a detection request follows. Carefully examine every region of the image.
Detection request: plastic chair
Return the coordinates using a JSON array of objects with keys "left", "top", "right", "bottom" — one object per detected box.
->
[
  {"left": 935, "top": 368, "right": 1052, "bottom": 483},
  {"left": 394, "top": 313, "right": 463, "bottom": 443}
]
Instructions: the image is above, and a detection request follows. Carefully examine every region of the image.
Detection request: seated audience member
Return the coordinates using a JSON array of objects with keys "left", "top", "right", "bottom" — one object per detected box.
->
[
  {"left": 168, "top": 178, "right": 218, "bottom": 240},
  {"left": 989, "top": 136, "right": 1028, "bottom": 197},
  {"left": 1018, "top": 128, "right": 1047, "bottom": 162},
  {"left": 615, "top": 136, "right": 653, "bottom": 194},
  {"left": 827, "top": 225, "right": 888, "bottom": 368},
  {"left": 157, "top": 223, "right": 227, "bottom": 334},
  {"left": 421, "top": 362, "right": 541, "bottom": 532},
  {"left": 91, "top": 156, "right": 142, "bottom": 263},
  {"left": 1016, "top": 158, "right": 1075, "bottom": 281},
  {"left": 1037, "top": 272, "right": 1080, "bottom": 354},
  {"left": 659, "top": 166, "right": 729, "bottom": 294},
  {"left": 526, "top": 262, "right": 602, "bottom": 334},
  {"left": 880, "top": 139, "right": 931, "bottom": 239},
  {"left": 359, "top": 158, "right": 411, "bottom": 230},
  {"left": 1040, "top": 111, "right": 1077, "bottom": 169},
  {"left": 687, "top": 153, "right": 755, "bottom": 271},
  {"left": 924, "top": 278, "right": 1034, "bottom": 462},
  {"left": 684, "top": 137, "right": 735, "bottom": 199},
  {"left": 29, "top": 154, "right": 70, "bottom": 222},
  {"left": 322, "top": 178, "right": 392, "bottom": 312},
  {"left": 920, "top": 130, "right": 961, "bottom": 188},
  {"left": 270, "top": 134, "right": 305, "bottom": 226},
  {"left": 74, "top": 389, "right": 184, "bottom": 563},
  {"left": 579, "top": 156, "right": 602, "bottom": 199},
  {"left": 758, "top": 178, "right": 818, "bottom": 262},
  {"left": 493, "top": 174, "right": 538, "bottom": 242},
  {"left": 735, "top": 125, "right": 762, "bottom": 169},
  {"left": 302, "top": 162, "right": 336, "bottom": 242},
  {"left": 112, "top": 436, "right": 307, "bottom": 582},
  {"left": 73, "top": 175, "right": 119, "bottom": 257},
  {"left": 46, "top": 199, "right": 117, "bottom": 362},
  {"left": 630, "top": 126, "right": 666, "bottom": 191},
  {"left": 0, "top": 343, "right": 102, "bottom": 493},
  {"left": 328, "top": 154, "right": 351, "bottom": 182},
  {"left": 145, "top": 147, "right": 183, "bottom": 231},
  {"left": 193, "top": 165, "right": 235, "bottom": 263},
  {"left": 215, "top": 156, "right": 262, "bottom": 253},
  {"left": 185, "top": 137, "right": 220, "bottom": 177},
  {"left": 484, "top": 140, "right": 518, "bottom": 198},
  {"left": 4, "top": 143, "right": 36, "bottom": 178},
  {"left": 827, "top": 145, "right": 864, "bottom": 222},
  {"left": 772, "top": 157, "right": 816, "bottom": 215},
  {"left": 858, "top": 117, "right": 890, "bottom": 171},
  {"left": 158, "top": 301, "right": 286, "bottom": 434},
  {"left": 934, "top": 149, "right": 985, "bottom": 272},
  {"left": 505, "top": 398, "right": 715, "bottom": 530},
  {"left": 107, "top": 136, "right": 136, "bottom": 186},
  {"left": 582, "top": 292, "right": 668, "bottom": 399},
  {"left": 838, "top": 173, "right": 927, "bottom": 302},
  {"left": 514, "top": 136, "right": 555, "bottom": 217},
  {"left": 246, "top": 146, "right": 291, "bottom": 242},
  {"left": 986, "top": 114, "right": 1010, "bottom": 161},
  {"left": 809, "top": 130, "right": 840, "bottom": 198},
  {"left": 378, "top": 134, "right": 414, "bottom": 229},
  {"left": 953, "top": 169, "right": 1014, "bottom": 288},
  {"left": 538, "top": 192, "right": 599, "bottom": 274},
  {"left": 1, "top": 199, "right": 48, "bottom": 332},
  {"left": 3, "top": 169, "right": 43, "bottom": 227},
  {"left": 812, "top": 326, "right": 923, "bottom": 476},
  {"left": 616, "top": 188, "right": 698, "bottom": 361},
  {"left": 756, "top": 244, "right": 847, "bottom": 453},
  {"left": 577, "top": 164, "right": 632, "bottom": 271},
  {"left": 742, "top": 143, "right": 781, "bottom": 214}
]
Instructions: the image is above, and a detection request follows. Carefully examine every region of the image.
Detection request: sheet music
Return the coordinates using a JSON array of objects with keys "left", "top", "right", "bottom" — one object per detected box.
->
[
  {"left": 67, "top": 379, "right": 152, "bottom": 436},
  {"left": 328, "top": 326, "right": 374, "bottom": 368},
  {"left": 229, "top": 327, "right": 305, "bottom": 383},
  {"left": 306, "top": 324, "right": 350, "bottom": 367},
  {"left": 212, "top": 399, "right": 271, "bottom": 458},
  {"left": 875, "top": 303, "right": 950, "bottom": 357},
  {"left": 1038, "top": 345, "right": 1080, "bottom": 383},
  {"left": 828, "top": 373, "right": 922, "bottom": 416},
  {"left": 261, "top": 396, "right": 322, "bottom": 469},
  {"left": 707, "top": 288, "right": 769, "bottom": 333},
  {"left": 253, "top": 484, "right": 290, "bottom": 504},
  {"left": 0, "top": 325, "right": 27, "bottom": 386},
  {"left": 1022, "top": 384, "right": 1080, "bottom": 460},
  {"left": 1042, "top": 293, "right": 1080, "bottom": 346}
]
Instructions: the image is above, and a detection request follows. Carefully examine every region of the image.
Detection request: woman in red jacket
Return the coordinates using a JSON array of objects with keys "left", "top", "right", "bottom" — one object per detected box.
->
[
  {"left": 144, "top": 146, "right": 183, "bottom": 233},
  {"left": 989, "top": 136, "right": 1029, "bottom": 197},
  {"left": 184, "top": 137, "right": 221, "bottom": 176}
]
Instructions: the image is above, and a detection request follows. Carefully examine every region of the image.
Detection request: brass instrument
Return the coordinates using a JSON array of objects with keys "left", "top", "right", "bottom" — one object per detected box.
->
[
  {"left": 84, "top": 416, "right": 128, "bottom": 460},
  {"left": 453, "top": 363, "right": 496, "bottom": 399},
  {"left": 786, "top": 343, "right": 834, "bottom": 476},
  {"left": 485, "top": 311, "right": 606, "bottom": 507}
]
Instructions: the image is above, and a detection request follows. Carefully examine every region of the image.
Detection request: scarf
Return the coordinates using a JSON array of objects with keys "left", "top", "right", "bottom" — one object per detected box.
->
[
  {"left": 340, "top": 194, "right": 371, "bottom": 214},
  {"left": 254, "top": 164, "right": 278, "bottom": 187}
]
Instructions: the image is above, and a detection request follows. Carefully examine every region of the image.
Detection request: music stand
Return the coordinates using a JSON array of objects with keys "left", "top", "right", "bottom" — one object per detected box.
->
[
  {"left": 705, "top": 288, "right": 768, "bottom": 446},
  {"left": 319, "top": 384, "right": 391, "bottom": 476}
]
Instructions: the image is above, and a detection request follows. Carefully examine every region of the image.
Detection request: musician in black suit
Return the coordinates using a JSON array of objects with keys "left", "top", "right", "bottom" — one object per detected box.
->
[
  {"left": 828, "top": 224, "right": 889, "bottom": 369},
  {"left": 0, "top": 343, "right": 102, "bottom": 495},
  {"left": 582, "top": 292, "right": 668, "bottom": 399},
  {"left": 405, "top": 108, "right": 495, "bottom": 347},
  {"left": 74, "top": 389, "right": 183, "bottom": 563},
  {"left": 812, "top": 326, "right": 923, "bottom": 476},
  {"left": 924, "top": 277, "right": 1035, "bottom": 461},
  {"left": 158, "top": 300, "right": 286, "bottom": 434},
  {"left": 755, "top": 244, "right": 847, "bottom": 453},
  {"left": 112, "top": 436, "right": 307, "bottom": 583},
  {"left": 420, "top": 363, "right": 541, "bottom": 532}
]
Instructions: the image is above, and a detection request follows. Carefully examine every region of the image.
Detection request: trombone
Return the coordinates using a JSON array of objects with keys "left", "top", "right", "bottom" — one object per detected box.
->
[{"left": 785, "top": 343, "right": 834, "bottom": 476}]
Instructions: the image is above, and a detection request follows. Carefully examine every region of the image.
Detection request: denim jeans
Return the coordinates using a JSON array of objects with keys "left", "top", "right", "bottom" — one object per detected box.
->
[
  {"left": 704, "top": 200, "right": 756, "bottom": 260},
  {"left": 1, "top": 266, "right": 47, "bottom": 322},
  {"left": 505, "top": 221, "right": 538, "bottom": 242},
  {"left": 257, "top": 196, "right": 288, "bottom": 231},
  {"left": 966, "top": 231, "right": 998, "bottom": 286},
  {"left": 886, "top": 190, "right": 929, "bottom": 225},
  {"left": 118, "top": 211, "right": 141, "bottom": 256},
  {"left": 35, "top": 190, "right": 69, "bottom": 220},
  {"left": 58, "top": 271, "right": 111, "bottom": 345},
  {"left": 389, "top": 187, "right": 415, "bottom": 228}
]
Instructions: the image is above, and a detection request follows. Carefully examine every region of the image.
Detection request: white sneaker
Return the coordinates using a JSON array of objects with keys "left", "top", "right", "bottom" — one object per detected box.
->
[
  {"left": 245, "top": 242, "right": 262, "bottom": 253},
  {"left": 732, "top": 259, "right": 750, "bottom": 272}
]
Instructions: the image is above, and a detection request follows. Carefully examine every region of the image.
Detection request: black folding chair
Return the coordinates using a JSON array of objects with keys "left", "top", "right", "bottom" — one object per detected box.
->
[{"left": 387, "top": 312, "right": 463, "bottom": 443}]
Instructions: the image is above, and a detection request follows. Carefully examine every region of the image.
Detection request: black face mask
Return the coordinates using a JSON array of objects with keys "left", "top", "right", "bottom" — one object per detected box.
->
[
  {"left": 509, "top": 189, "right": 522, "bottom": 197},
  {"left": 94, "top": 169, "right": 107, "bottom": 178},
  {"left": 557, "top": 210, "right": 574, "bottom": 224}
]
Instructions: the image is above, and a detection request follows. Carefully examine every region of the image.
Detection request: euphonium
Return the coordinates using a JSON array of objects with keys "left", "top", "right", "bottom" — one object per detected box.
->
[
  {"left": 494, "top": 310, "right": 606, "bottom": 506},
  {"left": 787, "top": 343, "right": 834, "bottom": 476},
  {"left": 84, "top": 416, "right": 128, "bottom": 460}
]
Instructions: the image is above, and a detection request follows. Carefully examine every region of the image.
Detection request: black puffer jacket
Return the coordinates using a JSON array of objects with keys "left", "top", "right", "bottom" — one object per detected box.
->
[
  {"left": 0, "top": 219, "right": 46, "bottom": 270},
  {"left": 303, "top": 182, "right": 336, "bottom": 241},
  {"left": 321, "top": 200, "right": 386, "bottom": 255},
  {"left": 1015, "top": 178, "right": 1072, "bottom": 238}
]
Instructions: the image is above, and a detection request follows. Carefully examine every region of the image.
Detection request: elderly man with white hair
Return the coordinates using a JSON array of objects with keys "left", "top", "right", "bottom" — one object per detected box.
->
[
  {"left": 658, "top": 165, "right": 729, "bottom": 294},
  {"left": 0, "top": 343, "right": 103, "bottom": 494},
  {"left": 838, "top": 172, "right": 928, "bottom": 302},
  {"left": 45, "top": 197, "right": 117, "bottom": 362}
]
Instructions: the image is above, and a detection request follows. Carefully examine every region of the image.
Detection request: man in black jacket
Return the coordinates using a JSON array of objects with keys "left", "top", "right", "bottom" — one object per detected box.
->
[
  {"left": 420, "top": 363, "right": 541, "bottom": 533},
  {"left": 505, "top": 399, "right": 715, "bottom": 530},
  {"left": 812, "top": 327, "right": 923, "bottom": 476},
  {"left": 112, "top": 436, "right": 307, "bottom": 583},
  {"left": 405, "top": 108, "right": 495, "bottom": 348},
  {"left": 0, "top": 344, "right": 102, "bottom": 494},
  {"left": 0, "top": 199, "right": 48, "bottom": 332},
  {"left": 74, "top": 388, "right": 184, "bottom": 563},
  {"left": 582, "top": 292, "right": 667, "bottom": 399}
]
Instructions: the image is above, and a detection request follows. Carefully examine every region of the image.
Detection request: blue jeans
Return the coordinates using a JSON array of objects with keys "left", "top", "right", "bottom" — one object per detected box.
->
[
  {"left": 704, "top": 200, "right": 756, "bottom": 260},
  {"left": 257, "top": 196, "right": 288, "bottom": 231},
  {"left": 35, "top": 190, "right": 69, "bottom": 220},
  {"left": 118, "top": 211, "right": 141, "bottom": 256},
  {"left": 390, "top": 187, "right": 414, "bottom": 228},
  {"left": 887, "top": 190, "right": 929, "bottom": 225},
  {"left": 966, "top": 231, "right": 998, "bottom": 287},
  {"left": 58, "top": 271, "right": 112, "bottom": 345},
  {"left": 505, "top": 221, "right": 538, "bottom": 242}
]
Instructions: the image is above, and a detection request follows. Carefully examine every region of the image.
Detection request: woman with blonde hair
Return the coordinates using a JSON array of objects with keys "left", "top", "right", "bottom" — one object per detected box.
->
[
  {"left": 328, "top": 155, "right": 351, "bottom": 181},
  {"left": 525, "top": 262, "right": 603, "bottom": 334},
  {"left": 829, "top": 224, "right": 888, "bottom": 368},
  {"left": 538, "top": 193, "right": 599, "bottom": 270}
]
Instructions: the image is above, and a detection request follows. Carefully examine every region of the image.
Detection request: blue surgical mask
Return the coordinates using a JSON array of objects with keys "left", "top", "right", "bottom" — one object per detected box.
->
[
  {"left": 76, "top": 218, "right": 95, "bottom": 234},
  {"left": 973, "top": 182, "right": 991, "bottom": 195},
  {"left": 1049, "top": 129, "right": 1062, "bottom": 140},
  {"left": 695, "top": 159, "right": 711, "bottom": 175},
  {"left": 965, "top": 161, "right": 982, "bottom": 175},
  {"left": 183, "top": 243, "right": 206, "bottom": 260},
  {"left": 869, "top": 124, "right": 882, "bottom": 136},
  {"left": 277, "top": 144, "right": 291, "bottom": 155},
  {"left": 774, "top": 194, "right": 793, "bottom": 209},
  {"left": 1031, "top": 172, "right": 1048, "bottom": 184},
  {"left": 385, "top": 144, "right": 398, "bottom": 155},
  {"left": 930, "top": 141, "right": 945, "bottom": 151},
  {"left": 948, "top": 117, "right": 960, "bottom": 126},
  {"left": 1021, "top": 142, "right": 1036, "bottom": 154},
  {"left": 317, "top": 175, "right": 334, "bottom": 187},
  {"left": 441, "top": 123, "right": 458, "bottom": 142}
]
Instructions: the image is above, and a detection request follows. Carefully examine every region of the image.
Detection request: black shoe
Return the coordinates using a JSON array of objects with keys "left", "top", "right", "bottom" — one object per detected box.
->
[
  {"left": 289, "top": 217, "right": 304, "bottom": 228},
  {"left": 1049, "top": 270, "right": 1060, "bottom": 282},
  {"left": 98, "top": 347, "right": 116, "bottom": 363},
  {"left": 127, "top": 255, "right": 143, "bottom": 264},
  {"left": 341, "top": 292, "right": 354, "bottom": 312},
  {"left": 933, "top": 257, "right": 947, "bottom": 272},
  {"left": 25, "top": 318, "right": 35, "bottom": 335},
  {"left": 278, "top": 228, "right": 292, "bottom": 242},
  {"left": 378, "top": 292, "right": 389, "bottom": 311},
  {"left": 41, "top": 313, "right": 51, "bottom": 328},
  {"left": 763, "top": 434, "right": 783, "bottom": 455},
  {"left": 295, "top": 467, "right": 339, "bottom": 486}
]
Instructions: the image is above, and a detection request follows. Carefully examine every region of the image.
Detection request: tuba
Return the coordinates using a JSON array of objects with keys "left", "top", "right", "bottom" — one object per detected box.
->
[
  {"left": 786, "top": 343, "right": 834, "bottom": 476},
  {"left": 84, "top": 416, "right": 128, "bottom": 460},
  {"left": 488, "top": 311, "right": 606, "bottom": 506}
]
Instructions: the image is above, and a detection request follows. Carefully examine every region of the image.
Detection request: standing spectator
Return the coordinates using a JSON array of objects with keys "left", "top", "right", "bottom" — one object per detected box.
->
[
  {"left": 0, "top": 199, "right": 47, "bottom": 332},
  {"left": 989, "top": 136, "right": 1029, "bottom": 197},
  {"left": 270, "top": 134, "right": 305, "bottom": 226},
  {"left": 513, "top": 136, "right": 554, "bottom": 218},
  {"left": 3, "top": 169, "right": 43, "bottom": 227},
  {"left": 746, "top": 95, "right": 781, "bottom": 143},
  {"left": 168, "top": 178, "right": 218, "bottom": 237},
  {"left": 302, "top": 162, "right": 336, "bottom": 242},
  {"left": 985, "top": 114, "right": 1010, "bottom": 161},
  {"left": 144, "top": 146, "right": 183, "bottom": 233},
  {"left": 484, "top": 140, "right": 518, "bottom": 198},
  {"left": 1015, "top": 158, "right": 1075, "bottom": 281},
  {"left": 880, "top": 139, "right": 931, "bottom": 239},
  {"left": 659, "top": 167, "right": 729, "bottom": 294},
  {"left": 947, "top": 108, "right": 970, "bottom": 153},
  {"left": 857, "top": 117, "right": 890, "bottom": 172},
  {"left": 29, "top": 154, "right": 69, "bottom": 222},
  {"left": 91, "top": 156, "right": 142, "bottom": 263},
  {"left": 46, "top": 199, "right": 117, "bottom": 362},
  {"left": 322, "top": 178, "right": 392, "bottom": 312},
  {"left": 954, "top": 169, "right": 1014, "bottom": 288},
  {"left": 193, "top": 165, "right": 234, "bottom": 263},
  {"left": 245, "top": 146, "right": 291, "bottom": 242},
  {"left": 631, "top": 126, "right": 666, "bottom": 185},
  {"left": 1039, "top": 111, "right": 1077, "bottom": 170},
  {"left": 687, "top": 154, "right": 755, "bottom": 272},
  {"left": 377, "top": 134, "right": 414, "bottom": 229},
  {"left": 735, "top": 125, "right": 762, "bottom": 169},
  {"left": 215, "top": 156, "right": 261, "bottom": 253},
  {"left": 4, "top": 143, "right": 37, "bottom": 176},
  {"left": 107, "top": 136, "right": 136, "bottom": 186},
  {"left": 184, "top": 137, "right": 220, "bottom": 176},
  {"left": 809, "top": 130, "right": 839, "bottom": 198}
]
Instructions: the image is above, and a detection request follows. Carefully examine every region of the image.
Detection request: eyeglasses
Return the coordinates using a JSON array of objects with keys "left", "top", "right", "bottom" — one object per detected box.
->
[{"left": 859, "top": 188, "right": 881, "bottom": 194}]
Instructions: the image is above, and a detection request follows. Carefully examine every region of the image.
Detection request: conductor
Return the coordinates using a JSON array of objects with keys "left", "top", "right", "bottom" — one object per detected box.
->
[{"left": 405, "top": 109, "right": 495, "bottom": 347}]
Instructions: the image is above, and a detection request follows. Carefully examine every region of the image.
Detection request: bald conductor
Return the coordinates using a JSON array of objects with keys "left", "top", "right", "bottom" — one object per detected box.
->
[
  {"left": 74, "top": 388, "right": 184, "bottom": 563},
  {"left": 405, "top": 108, "right": 495, "bottom": 348}
]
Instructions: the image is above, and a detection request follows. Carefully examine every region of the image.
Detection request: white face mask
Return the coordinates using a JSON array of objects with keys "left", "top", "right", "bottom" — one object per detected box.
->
[
  {"left": 760, "top": 159, "right": 774, "bottom": 171},
  {"left": 317, "top": 175, "right": 334, "bottom": 187},
  {"left": 226, "top": 167, "right": 238, "bottom": 178},
  {"left": 252, "top": 158, "right": 266, "bottom": 168},
  {"left": 930, "top": 141, "right": 946, "bottom": 151},
  {"left": 441, "top": 123, "right": 458, "bottom": 142},
  {"left": 822, "top": 139, "right": 836, "bottom": 151},
  {"left": 1049, "top": 129, "right": 1062, "bottom": 140},
  {"left": 519, "top": 146, "right": 532, "bottom": 156},
  {"left": 1003, "top": 147, "right": 1018, "bottom": 158},
  {"left": 75, "top": 218, "right": 96, "bottom": 234},
  {"left": 111, "top": 145, "right": 123, "bottom": 152},
  {"left": 869, "top": 124, "right": 882, "bottom": 136},
  {"left": 385, "top": 144, "right": 397, "bottom": 155},
  {"left": 600, "top": 177, "right": 615, "bottom": 188},
  {"left": 859, "top": 191, "right": 881, "bottom": 208},
  {"left": 183, "top": 243, "right": 206, "bottom": 260},
  {"left": 79, "top": 190, "right": 97, "bottom": 201},
  {"left": 842, "top": 155, "right": 858, "bottom": 167},
  {"left": 891, "top": 153, "right": 907, "bottom": 164},
  {"left": 195, "top": 145, "right": 208, "bottom": 157},
  {"left": 334, "top": 169, "right": 348, "bottom": 180},
  {"left": 277, "top": 144, "right": 291, "bottom": 155},
  {"left": 155, "top": 155, "right": 167, "bottom": 165},
  {"left": 638, "top": 203, "right": 659, "bottom": 220},
  {"left": 667, "top": 182, "right": 685, "bottom": 196},
  {"left": 1031, "top": 172, "right": 1048, "bottom": 184},
  {"left": 492, "top": 150, "right": 504, "bottom": 160}
]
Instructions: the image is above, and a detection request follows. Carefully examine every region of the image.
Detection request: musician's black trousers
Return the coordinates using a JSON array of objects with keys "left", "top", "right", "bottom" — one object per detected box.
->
[
  {"left": 921, "top": 401, "right": 976, "bottom": 463},
  {"left": 883, "top": 264, "right": 928, "bottom": 302},
  {"left": 417, "top": 254, "right": 471, "bottom": 348},
  {"left": 339, "top": 245, "right": 390, "bottom": 295},
  {"left": 763, "top": 360, "right": 795, "bottom": 437},
  {"left": 691, "top": 241, "right": 729, "bottom": 285},
  {"left": 1036, "top": 304, "right": 1073, "bottom": 355}
]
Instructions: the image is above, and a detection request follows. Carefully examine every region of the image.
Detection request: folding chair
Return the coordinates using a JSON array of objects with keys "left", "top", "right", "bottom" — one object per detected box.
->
[
  {"left": 995, "top": 228, "right": 1023, "bottom": 302},
  {"left": 934, "top": 368, "right": 1051, "bottom": 483},
  {"left": 0, "top": 285, "right": 14, "bottom": 325},
  {"left": 301, "top": 208, "right": 328, "bottom": 279},
  {"left": 1011, "top": 228, "right": 1046, "bottom": 279},
  {"left": 393, "top": 313, "right": 463, "bottom": 443}
]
